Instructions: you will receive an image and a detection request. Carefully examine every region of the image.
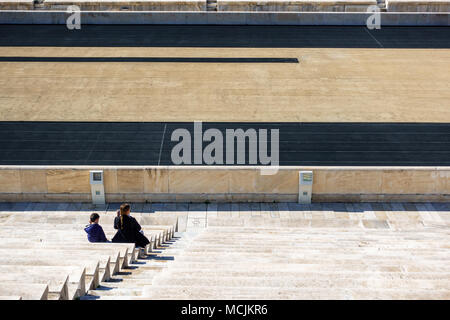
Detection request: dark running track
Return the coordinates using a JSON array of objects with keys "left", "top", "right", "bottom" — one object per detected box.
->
[
  {"left": 0, "top": 25, "right": 449, "bottom": 48},
  {"left": 0, "top": 122, "right": 449, "bottom": 166}
]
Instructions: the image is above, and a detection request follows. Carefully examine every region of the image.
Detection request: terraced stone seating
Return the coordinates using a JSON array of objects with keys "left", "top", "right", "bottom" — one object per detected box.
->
[
  {"left": 217, "top": 0, "right": 377, "bottom": 12},
  {"left": 0, "top": 0, "right": 33, "bottom": 10},
  {"left": 142, "top": 226, "right": 450, "bottom": 299},
  {"left": 386, "top": 0, "right": 450, "bottom": 11},
  {"left": 1, "top": 0, "right": 448, "bottom": 11},
  {"left": 40, "top": 0, "right": 207, "bottom": 11},
  {"left": 0, "top": 202, "right": 448, "bottom": 300},
  {"left": 0, "top": 209, "right": 176, "bottom": 300}
]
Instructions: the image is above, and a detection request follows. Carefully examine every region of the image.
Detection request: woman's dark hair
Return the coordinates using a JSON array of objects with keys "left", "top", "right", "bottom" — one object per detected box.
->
[
  {"left": 117, "top": 203, "right": 131, "bottom": 230},
  {"left": 90, "top": 213, "right": 100, "bottom": 223}
]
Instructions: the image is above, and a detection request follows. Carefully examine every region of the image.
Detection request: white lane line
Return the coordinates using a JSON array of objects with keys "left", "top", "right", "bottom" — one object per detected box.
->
[{"left": 157, "top": 123, "right": 167, "bottom": 166}]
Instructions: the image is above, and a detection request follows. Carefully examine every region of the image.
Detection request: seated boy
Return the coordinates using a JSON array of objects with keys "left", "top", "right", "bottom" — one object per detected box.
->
[{"left": 84, "top": 213, "right": 108, "bottom": 243}]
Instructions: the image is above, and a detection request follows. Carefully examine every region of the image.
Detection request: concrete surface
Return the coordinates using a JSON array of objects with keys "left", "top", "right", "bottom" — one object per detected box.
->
[{"left": 0, "top": 26, "right": 449, "bottom": 123}]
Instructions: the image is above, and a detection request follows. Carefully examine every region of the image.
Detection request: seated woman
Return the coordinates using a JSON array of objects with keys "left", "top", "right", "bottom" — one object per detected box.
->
[
  {"left": 85, "top": 213, "right": 108, "bottom": 242},
  {"left": 112, "top": 203, "right": 150, "bottom": 248}
]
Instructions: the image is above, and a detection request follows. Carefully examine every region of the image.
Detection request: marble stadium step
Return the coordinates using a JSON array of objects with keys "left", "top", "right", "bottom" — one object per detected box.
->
[
  {"left": 189, "top": 237, "right": 448, "bottom": 246},
  {"left": 156, "top": 242, "right": 450, "bottom": 252},
  {"left": 163, "top": 247, "right": 449, "bottom": 256},
  {"left": 156, "top": 269, "right": 450, "bottom": 280},
  {"left": 159, "top": 246, "right": 449, "bottom": 255},
  {"left": 0, "top": 229, "right": 162, "bottom": 253},
  {"left": 0, "top": 283, "right": 48, "bottom": 300},
  {"left": 82, "top": 264, "right": 168, "bottom": 299},
  {"left": 0, "top": 273, "right": 69, "bottom": 300},
  {"left": 79, "top": 233, "right": 180, "bottom": 300},
  {"left": 0, "top": 243, "right": 137, "bottom": 267},
  {"left": 0, "top": 255, "right": 103, "bottom": 289},
  {"left": 148, "top": 253, "right": 450, "bottom": 265},
  {"left": 0, "top": 265, "right": 87, "bottom": 299},
  {"left": 0, "top": 248, "right": 119, "bottom": 273},
  {"left": 142, "top": 285, "right": 450, "bottom": 300},
  {"left": 165, "top": 261, "right": 450, "bottom": 274},
  {"left": 159, "top": 256, "right": 450, "bottom": 267},
  {"left": 151, "top": 275, "right": 449, "bottom": 290},
  {"left": 98, "top": 277, "right": 158, "bottom": 288},
  {"left": 196, "top": 226, "right": 447, "bottom": 234},
  {"left": 88, "top": 287, "right": 143, "bottom": 297},
  {"left": 0, "top": 0, "right": 449, "bottom": 12}
]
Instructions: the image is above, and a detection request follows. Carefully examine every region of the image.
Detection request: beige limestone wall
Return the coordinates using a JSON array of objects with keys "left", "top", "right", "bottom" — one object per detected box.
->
[
  {"left": 0, "top": 166, "right": 448, "bottom": 202},
  {"left": 386, "top": 0, "right": 450, "bottom": 12},
  {"left": 41, "top": 0, "right": 207, "bottom": 11},
  {"left": 217, "top": 0, "right": 377, "bottom": 12},
  {"left": 0, "top": 0, "right": 34, "bottom": 10}
]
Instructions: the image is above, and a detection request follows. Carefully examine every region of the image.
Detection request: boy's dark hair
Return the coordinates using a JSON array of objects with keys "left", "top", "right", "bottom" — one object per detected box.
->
[{"left": 90, "top": 213, "right": 100, "bottom": 223}]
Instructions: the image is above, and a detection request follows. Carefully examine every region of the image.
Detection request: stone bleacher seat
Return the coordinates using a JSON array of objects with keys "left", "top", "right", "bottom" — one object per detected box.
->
[
  {"left": 386, "top": 0, "right": 450, "bottom": 11},
  {"left": 0, "top": 0, "right": 34, "bottom": 10},
  {"left": 0, "top": 209, "right": 176, "bottom": 300},
  {"left": 0, "top": 272, "right": 70, "bottom": 300},
  {"left": 41, "top": 0, "right": 207, "bottom": 11},
  {"left": 1, "top": 0, "right": 449, "bottom": 11},
  {"left": 0, "top": 266, "right": 86, "bottom": 300},
  {"left": 0, "top": 284, "right": 49, "bottom": 300},
  {"left": 217, "top": 0, "right": 378, "bottom": 12}
]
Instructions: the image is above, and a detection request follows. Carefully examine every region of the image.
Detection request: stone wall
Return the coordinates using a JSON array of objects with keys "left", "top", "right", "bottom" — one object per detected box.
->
[
  {"left": 217, "top": 0, "right": 377, "bottom": 12},
  {"left": 386, "top": 0, "right": 450, "bottom": 12},
  {"left": 0, "top": 166, "right": 448, "bottom": 202},
  {"left": 0, "top": 0, "right": 207, "bottom": 11},
  {"left": 2, "top": 0, "right": 450, "bottom": 11},
  {"left": 0, "top": 0, "right": 33, "bottom": 10}
]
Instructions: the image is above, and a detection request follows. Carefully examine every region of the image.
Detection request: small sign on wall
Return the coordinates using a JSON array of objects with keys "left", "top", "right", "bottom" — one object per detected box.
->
[
  {"left": 298, "top": 171, "right": 313, "bottom": 204},
  {"left": 90, "top": 170, "right": 105, "bottom": 205}
]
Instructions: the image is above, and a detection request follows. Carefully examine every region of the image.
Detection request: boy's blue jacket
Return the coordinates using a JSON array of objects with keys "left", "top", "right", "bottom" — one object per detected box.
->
[{"left": 84, "top": 223, "right": 108, "bottom": 242}]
